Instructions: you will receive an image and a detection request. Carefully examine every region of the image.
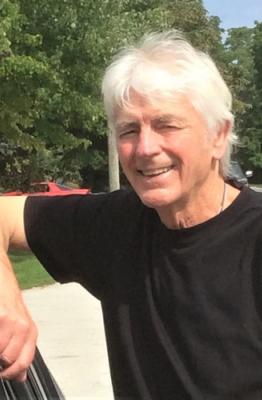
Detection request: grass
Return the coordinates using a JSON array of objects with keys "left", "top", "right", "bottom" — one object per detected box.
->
[{"left": 9, "top": 250, "right": 54, "bottom": 290}]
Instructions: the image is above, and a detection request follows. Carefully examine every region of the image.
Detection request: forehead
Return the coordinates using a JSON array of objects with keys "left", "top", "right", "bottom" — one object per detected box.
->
[
  {"left": 116, "top": 93, "right": 176, "bottom": 119},
  {"left": 114, "top": 91, "right": 202, "bottom": 125}
]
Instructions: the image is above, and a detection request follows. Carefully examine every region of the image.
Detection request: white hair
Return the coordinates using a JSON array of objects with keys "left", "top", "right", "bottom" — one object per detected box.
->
[{"left": 102, "top": 30, "right": 238, "bottom": 177}]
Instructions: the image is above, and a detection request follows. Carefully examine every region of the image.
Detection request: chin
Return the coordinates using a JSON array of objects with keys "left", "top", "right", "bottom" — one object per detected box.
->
[{"left": 137, "top": 188, "right": 176, "bottom": 209}]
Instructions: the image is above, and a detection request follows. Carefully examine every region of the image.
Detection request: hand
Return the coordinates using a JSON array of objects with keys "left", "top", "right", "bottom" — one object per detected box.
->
[{"left": 0, "top": 252, "right": 38, "bottom": 381}]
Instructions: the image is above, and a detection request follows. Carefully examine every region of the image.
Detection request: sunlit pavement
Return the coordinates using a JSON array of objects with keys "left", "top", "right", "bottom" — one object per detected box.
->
[
  {"left": 251, "top": 186, "right": 262, "bottom": 192},
  {"left": 23, "top": 283, "right": 114, "bottom": 400}
]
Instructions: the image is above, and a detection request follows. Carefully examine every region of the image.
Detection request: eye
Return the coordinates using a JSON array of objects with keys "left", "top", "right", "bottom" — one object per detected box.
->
[
  {"left": 122, "top": 130, "right": 134, "bottom": 135},
  {"left": 158, "top": 124, "right": 181, "bottom": 131},
  {"left": 116, "top": 122, "right": 140, "bottom": 138},
  {"left": 118, "top": 129, "right": 138, "bottom": 138}
]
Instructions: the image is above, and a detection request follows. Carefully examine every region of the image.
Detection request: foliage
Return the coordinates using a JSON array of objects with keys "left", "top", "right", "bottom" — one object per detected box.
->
[
  {"left": 0, "top": 0, "right": 260, "bottom": 188},
  {"left": 224, "top": 23, "right": 262, "bottom": 174}
]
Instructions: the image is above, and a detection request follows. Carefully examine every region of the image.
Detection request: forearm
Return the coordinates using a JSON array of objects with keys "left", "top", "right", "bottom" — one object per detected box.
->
[
  {"left": 0, "top": 197, "right": 37, "bottom": 380},
  {"left": 0, "top": 250, "right": 38, "bottom": 380}
]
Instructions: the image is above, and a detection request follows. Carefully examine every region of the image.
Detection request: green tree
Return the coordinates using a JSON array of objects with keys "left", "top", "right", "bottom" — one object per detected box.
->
[
  {"left": 0, "top": 0, "right": 225, "bottom": 190},
  {"left": 246, "top": 22, "right": 262, "bottom": 171},
  {"left": 224, "top": 24, "right": 262, "bottom": 176}
]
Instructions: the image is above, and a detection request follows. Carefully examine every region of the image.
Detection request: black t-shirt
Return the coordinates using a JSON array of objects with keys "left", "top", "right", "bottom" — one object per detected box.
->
[{"left": 25, "top": 187, "right": 262, "bottom": 400}]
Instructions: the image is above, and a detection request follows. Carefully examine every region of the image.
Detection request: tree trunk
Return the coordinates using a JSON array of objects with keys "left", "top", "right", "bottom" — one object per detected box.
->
[{"left": 108, "top": 130, "right": 120, "bottom": 192}]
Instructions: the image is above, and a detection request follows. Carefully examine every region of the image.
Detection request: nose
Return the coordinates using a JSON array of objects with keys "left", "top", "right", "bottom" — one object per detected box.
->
[{"left": 135, "top": 128, "right": 161, "bottom": 158}]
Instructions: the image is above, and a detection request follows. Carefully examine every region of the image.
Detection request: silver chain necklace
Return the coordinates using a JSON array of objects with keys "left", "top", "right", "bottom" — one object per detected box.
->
[{"left": 219, "top": 181, "right": 227, "bottom": 214}]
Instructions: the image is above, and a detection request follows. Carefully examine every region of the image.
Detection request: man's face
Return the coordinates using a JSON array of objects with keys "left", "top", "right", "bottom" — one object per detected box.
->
[{"left": 115, "top": 92, "right": 221, "bottom": 210}]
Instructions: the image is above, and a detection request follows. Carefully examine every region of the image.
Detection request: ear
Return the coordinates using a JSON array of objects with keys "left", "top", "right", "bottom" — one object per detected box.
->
[{"left": 211, "top": 120, "right": 231, "bottom": 160}]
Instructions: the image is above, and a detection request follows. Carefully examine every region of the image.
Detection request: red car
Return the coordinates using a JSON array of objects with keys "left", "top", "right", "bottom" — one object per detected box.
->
[{"left": 4, "top": 182, "right": 91, "bottom": 196}]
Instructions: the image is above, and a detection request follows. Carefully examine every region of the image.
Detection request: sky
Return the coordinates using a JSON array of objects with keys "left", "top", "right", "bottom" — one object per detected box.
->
[{"left": 203, "top": 0, "right": 262, "bottom": 30}]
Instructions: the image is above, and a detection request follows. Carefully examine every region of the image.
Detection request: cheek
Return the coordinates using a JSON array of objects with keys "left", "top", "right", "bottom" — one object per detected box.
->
[
  {"left": 117, "top": 142, "right": 134, "bottom": 166},
  {"left": 164, "top": 136, "right": 190, "bottom": 163}
]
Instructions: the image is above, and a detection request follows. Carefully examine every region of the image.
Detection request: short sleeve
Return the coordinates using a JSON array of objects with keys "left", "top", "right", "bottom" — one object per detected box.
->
[
  {"left": 24, "top": 195, "right": 109, "bottom": 298},
  {"left": 24, "top": 192, "right": 129, "bottom": 299}
]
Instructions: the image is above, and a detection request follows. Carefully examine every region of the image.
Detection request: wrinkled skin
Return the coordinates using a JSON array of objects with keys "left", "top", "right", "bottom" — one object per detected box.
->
[{"left": 115, "top": 92, "right": 231, "bottom": 228}]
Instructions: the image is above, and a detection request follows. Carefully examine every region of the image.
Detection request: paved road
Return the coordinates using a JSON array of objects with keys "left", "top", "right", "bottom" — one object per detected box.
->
[
  {"left": 23, "top": 283, "right": 114, "bottom": 400},
  {"left": 251, "top": 186, "right": 262, "bottom": 193}
]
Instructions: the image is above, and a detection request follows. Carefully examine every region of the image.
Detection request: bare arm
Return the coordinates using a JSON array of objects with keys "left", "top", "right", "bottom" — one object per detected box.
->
[
  {"left": 0, "top": 196, "right": 29, "bottom": 251},
  {"left": 0, "top": 196, "right": 38, "bottom": 381}
]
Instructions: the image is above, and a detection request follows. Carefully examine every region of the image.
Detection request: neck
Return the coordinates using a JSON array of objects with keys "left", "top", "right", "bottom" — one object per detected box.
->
[{"left": 156, "top": 178, "right": 240, "bottom": 230}]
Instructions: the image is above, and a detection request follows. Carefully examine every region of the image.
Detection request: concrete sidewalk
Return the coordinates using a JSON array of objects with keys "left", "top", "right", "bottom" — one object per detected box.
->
[{"left": 23, "top": 283, "right": 114, "bottom": 400}]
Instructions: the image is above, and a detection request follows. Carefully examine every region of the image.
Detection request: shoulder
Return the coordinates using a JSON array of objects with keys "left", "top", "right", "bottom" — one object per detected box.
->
[
  {"left": 25, "top": 189, "right": 146, "bottom": 228},
  {"left": 232, "top": 186, "right": 262, "bottom": 212},
  {"left": 87, "top": 189, "right": 149, "bottom": 228},
  {"left": 241, "top": 187, "right": 262, "bottom": 216},
  {"left": 234, "top": 187, "right": 262, "bottom": 240},
  {"left": 90, "top": 188, "right": 142, "bottom": 207},
  {"left": 244, "top": 186, "right": 262, "bottom": 200}
]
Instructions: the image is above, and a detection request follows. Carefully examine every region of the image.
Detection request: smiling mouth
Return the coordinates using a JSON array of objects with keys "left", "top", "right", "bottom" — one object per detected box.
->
[{"left": 138, "top": 166, "right": 174, "bottom": 177}]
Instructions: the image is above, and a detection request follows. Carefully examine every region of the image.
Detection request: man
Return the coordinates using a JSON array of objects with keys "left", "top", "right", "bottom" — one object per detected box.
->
[{"left": 1, "top": 30, "right": 262, "bottom": 399}]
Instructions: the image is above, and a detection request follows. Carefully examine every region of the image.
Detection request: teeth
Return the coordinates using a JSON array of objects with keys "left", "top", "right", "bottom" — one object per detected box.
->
[{"left": 140, "top": 166, "right": 173, "bottom": 177}]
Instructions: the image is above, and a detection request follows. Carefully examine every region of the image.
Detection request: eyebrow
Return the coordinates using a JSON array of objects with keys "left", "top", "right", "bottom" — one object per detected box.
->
[
  {"left": 152, "top": 114, "right": 186, "bottom": 124},
  {"left": 115, "top": 113, "right": 187, "bottom": 132},
  {"left": 115, "top": 121, "right": 140, "bottom": 133}
]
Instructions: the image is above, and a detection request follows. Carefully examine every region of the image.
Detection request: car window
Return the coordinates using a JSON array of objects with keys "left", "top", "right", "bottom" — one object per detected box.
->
[
  {"left": 29, "top": 184, "right": 49, "bottom": 193},
  {"left": 56, "top": 184, "right": 71, "bottom": 191}
]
